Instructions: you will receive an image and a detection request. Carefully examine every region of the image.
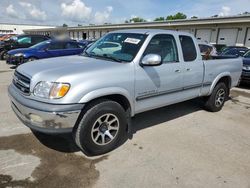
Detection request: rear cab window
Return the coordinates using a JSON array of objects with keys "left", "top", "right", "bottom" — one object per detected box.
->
[{"left": 179, "top": 35, "right": 197, "bottom": 61}]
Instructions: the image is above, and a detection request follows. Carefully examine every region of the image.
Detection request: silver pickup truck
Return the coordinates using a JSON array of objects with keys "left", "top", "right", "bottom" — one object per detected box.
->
[{"left": 8, "top": 29, "right": 242, "bottom": 156}]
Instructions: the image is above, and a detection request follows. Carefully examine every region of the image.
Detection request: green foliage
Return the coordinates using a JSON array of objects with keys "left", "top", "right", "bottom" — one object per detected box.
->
[
  {"left": 62, "top": 23, "right": 68, "bottom": 27},
  {"left": 166, "top": 12, "right": 187, "bottom": 20},
  {"left": 154, "top": 17, "right": 165, "bottom": 21},
  {"left": 129, "top": 17, "right": 147, "bottom": 23}
]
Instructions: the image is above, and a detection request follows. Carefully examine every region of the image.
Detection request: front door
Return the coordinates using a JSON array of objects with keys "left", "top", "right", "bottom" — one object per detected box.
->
[{"left": 135, "top": 34, "right": 183, "bottom": 113}]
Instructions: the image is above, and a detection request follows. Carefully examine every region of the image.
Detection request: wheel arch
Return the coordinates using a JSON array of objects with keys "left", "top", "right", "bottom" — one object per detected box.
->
[
  {"left": 208, "top": 73, "right": 232, "bottom": 95},
  {"left": 79, "top": 87, "right": 134, "bottom": 116}
]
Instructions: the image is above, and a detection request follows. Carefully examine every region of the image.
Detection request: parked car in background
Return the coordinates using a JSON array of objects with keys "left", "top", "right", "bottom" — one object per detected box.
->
[
  {"left": 0, "top": 34, "right": 50, "bottom": 60},
  {"left": 78, "top": 39, "right": 95, "bottom": 45},
  {"left": 9, "top": 29, "right": 242, "bottom": 156},
  {"left": 0, "top": 34, "right": 16, "bottom": 41},
  {"left": 219, "top": 46, "right": 249, "bottom": 57},
  {"left": 213, "top": 44, "right": 227, "bottom": 54},
  {"left": 6, "top": 40, "right": 87, "bottom": 65},
  {"left": 241, "top": 50, "right": 250, "bottom": 84},
  {"left": 198, "top": 41, "right": 217, "bottom": 58}
]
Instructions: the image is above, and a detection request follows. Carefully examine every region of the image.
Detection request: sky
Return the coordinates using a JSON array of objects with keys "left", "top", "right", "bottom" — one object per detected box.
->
[{"left": 0, "top": 0, "right": 250, "bottom": 26}]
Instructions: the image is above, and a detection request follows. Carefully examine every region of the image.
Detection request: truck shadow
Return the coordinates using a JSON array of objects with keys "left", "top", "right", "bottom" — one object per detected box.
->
[
  {"left": 130, "top": 99, "right": 203, "bottom": 135},
  {"left": 32, "top": 98, "right": 204, "bottom": 154},
  {"left": 237, "top": 83, "right": 250, "bottom": 90},
  {"left": 32, "top": 131, "right": 80, "bottom": 153}
]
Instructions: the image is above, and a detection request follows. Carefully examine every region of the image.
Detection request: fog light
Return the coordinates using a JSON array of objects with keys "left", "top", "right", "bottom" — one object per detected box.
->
[{"left": 29, "top": 114, "right": 43, "bottom": 123}]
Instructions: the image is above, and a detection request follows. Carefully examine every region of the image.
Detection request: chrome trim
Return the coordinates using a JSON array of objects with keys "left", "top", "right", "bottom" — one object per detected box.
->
[
  {"left": 11, "top": 97, "right": 81, "bottom": 130},
  {"left": 136, "top": 82, "right": 212, "bottom": 100}
]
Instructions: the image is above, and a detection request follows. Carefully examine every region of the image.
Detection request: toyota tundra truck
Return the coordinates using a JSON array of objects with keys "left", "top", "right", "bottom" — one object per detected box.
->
[{"left": 8, "top": 29, "right": 242, "bottom": 156}]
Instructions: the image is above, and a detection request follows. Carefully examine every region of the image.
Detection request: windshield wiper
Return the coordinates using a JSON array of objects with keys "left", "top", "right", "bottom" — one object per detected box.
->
[
  {"left": 83, "top": 52, "right": 124, "bottom": 63},
  {"left": 103, "top": 54, "right": 123, "bottom": 62}
]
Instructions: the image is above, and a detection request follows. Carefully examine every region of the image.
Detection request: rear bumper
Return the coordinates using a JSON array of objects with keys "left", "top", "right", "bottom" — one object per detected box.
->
[
  {"left": 241, "top": 71, "right": 250, "bottom": 84},
  {"left": 8, "top": 84, "right": 84, "bottom": 134}
]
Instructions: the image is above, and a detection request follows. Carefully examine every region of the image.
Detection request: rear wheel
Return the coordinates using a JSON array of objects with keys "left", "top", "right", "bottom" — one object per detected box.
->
[
  {"left": 74, "top": 99, "right": 128, "bottom": 156},
  {"left": 204, "top": 82, "right": 228, "bottom": 112}
]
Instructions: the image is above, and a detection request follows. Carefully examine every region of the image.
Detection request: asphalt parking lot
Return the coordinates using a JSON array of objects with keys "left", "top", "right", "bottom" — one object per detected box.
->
[{"left": 0, "top": 61, "right": 250, "bottom": 188}]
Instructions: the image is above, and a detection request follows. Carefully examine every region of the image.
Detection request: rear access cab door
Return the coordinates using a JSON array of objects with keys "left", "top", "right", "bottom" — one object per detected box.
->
[{"left": 179, "top": 35, "right": 204, "bottom": 99}]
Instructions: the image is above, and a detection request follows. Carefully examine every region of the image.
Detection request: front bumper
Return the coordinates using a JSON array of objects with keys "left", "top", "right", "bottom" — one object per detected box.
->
[
  {"left": 6, "top": 55, "right": 25, "bottom": 65},
  {"left": 8, "top": 84, "right": 84, "bottom": 133}
]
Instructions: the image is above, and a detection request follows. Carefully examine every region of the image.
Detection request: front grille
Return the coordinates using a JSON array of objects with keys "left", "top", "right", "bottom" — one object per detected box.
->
[{"left": 13, "top": 71, "right": 31, "bottom": 94}]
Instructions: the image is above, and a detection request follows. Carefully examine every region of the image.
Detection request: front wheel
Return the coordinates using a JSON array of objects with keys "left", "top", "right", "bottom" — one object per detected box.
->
[
  {"left": 74, "top": 99, "right": 128, "bottom": 156},
  {"left": 0, "top": 51, "right": 7, "bottom": 60},
  {"left": 204, "top": 82, "right": 228, "bottom": 112}
]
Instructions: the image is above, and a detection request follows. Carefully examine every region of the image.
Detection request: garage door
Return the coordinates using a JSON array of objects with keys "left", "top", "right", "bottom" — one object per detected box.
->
[
  {"left": 218, "top": 28, "right": 238, "bottom": 46},
  {"left": 245, "top": 28, "right": 250, "bottom": 48},
  {"left": 178, "top": 29, "right": 191, "bottom": 33},
  {"left": 196, "top": 29, "right": 212, "bottom": 42}
]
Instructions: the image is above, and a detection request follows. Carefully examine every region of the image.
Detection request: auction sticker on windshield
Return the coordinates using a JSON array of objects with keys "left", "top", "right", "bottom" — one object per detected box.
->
[{"left": 124, "top": 38, "right": 141, "bottom": 44}]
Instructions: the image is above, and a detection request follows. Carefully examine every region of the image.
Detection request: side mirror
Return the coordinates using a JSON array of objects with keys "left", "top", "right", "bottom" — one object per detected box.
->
[{"left": 141, "top": 54, "right": 162, "bottom": 66}]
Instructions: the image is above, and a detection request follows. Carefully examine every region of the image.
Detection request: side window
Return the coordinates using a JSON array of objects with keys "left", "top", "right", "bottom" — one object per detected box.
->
[
  {"left": 32, "top": 36, "right": 47, "bottom": 44},
  {"left": 66, "top": 42, "right": 80, "bottom": 49},
  {"left": 48, "top": 42, "right": 65, "bottom": 50},
  {"left": 179, "top": 35, "right": 197, "bottom": 61},
  {"left": 143, "top": 34, "right": 178, "bottom": 63},
  {"left": 17, "top": 36, "right": 31, "bottom": 44}
]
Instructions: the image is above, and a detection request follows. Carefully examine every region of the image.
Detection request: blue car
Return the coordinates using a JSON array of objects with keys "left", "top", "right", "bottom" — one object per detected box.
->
[
  {"left": 6, "top": 40, "right": 87, "bottom": 65},
  {"left": 241, "top": 50, "right": 250, "bottom": 84}
]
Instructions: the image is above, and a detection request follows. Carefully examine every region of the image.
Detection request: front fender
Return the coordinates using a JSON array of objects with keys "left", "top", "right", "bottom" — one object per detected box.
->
[
  {"left": 208, "top": 72, "right": 231, "bottom": 95},
  {"left": 79, "top": 87, "right": 135, "bottom": 116}
]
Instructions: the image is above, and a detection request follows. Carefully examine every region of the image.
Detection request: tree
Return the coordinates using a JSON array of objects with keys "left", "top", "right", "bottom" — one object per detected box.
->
[
  {"left": 129, "top": 17, "right": 147, "bottom": 23},
  {"left": 154, "top": 17, "right": 165, "bottom": 21},
  {"left": 62, "top": 23, "right": 68, "bottom": 27},
  {"left": 242, "top": 11, "right": 250, "bottom": 15},
  {"left": 166, "top": 12, "right": 187, "bottom": 20},
  {"left": 191, "top": 16, "right": 198, "bottom": 19},
  {"left": 211, "top": 15, "right": 219, "bottom": 18}
]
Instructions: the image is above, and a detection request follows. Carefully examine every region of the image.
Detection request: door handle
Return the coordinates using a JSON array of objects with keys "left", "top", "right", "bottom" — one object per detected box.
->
[
  {"left": 186, "top": 68, "right": 191, "bottom": 71},
  {"left": 175, "top": 69, "right": 181, "bottom": 73}
]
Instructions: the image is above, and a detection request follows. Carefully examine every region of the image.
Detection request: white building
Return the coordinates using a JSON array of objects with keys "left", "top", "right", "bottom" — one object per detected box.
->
[
  {"left": 24, "top": 15, "right": 250, "bottom": 47},
  {"left": 0, "top": 23, "right": 55, "bottom": 35}
]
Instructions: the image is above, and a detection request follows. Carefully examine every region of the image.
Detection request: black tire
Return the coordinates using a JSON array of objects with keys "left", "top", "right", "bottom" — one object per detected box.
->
[
  {"left": 74, "top": 99, "right": 128, "bottom": 156},
  {"left": 204, "top": 82, "right": 229, "bottom": 112},
  {"left": 0, "top": 51, "right": 7, "bottom": 60}
]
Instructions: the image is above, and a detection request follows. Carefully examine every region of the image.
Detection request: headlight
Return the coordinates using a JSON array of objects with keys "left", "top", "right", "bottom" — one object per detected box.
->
[
  {"left": 33, "top": 81, "right": 70, "bottom": 99},
  {"left": 14, "top": 53, "right": 24, "bottom": 57}
]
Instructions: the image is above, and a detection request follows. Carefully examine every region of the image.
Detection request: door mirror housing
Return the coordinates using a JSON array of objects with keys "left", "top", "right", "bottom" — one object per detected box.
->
[{"left": 141, "top": 54, "right": 162, "bottom": 66}]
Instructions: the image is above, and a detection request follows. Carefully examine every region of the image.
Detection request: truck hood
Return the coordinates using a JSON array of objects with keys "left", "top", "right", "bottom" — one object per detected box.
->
[
  {"left": 8, "top": 48, "right": 34, "bottom": 55},
  {"left": 17, "top": 55, "right": 126, "bottom": 82}
]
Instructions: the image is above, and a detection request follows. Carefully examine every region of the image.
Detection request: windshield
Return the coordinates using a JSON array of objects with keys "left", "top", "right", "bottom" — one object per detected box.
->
[
  {"left": 85, "top": 33, "right": 147, "bottom": 62},
  {"left": 244, "top": 50, "right": 250, "bottom": 58},
  {"left": 30, "top": 40, "right": 50, "bottom": 49}
]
